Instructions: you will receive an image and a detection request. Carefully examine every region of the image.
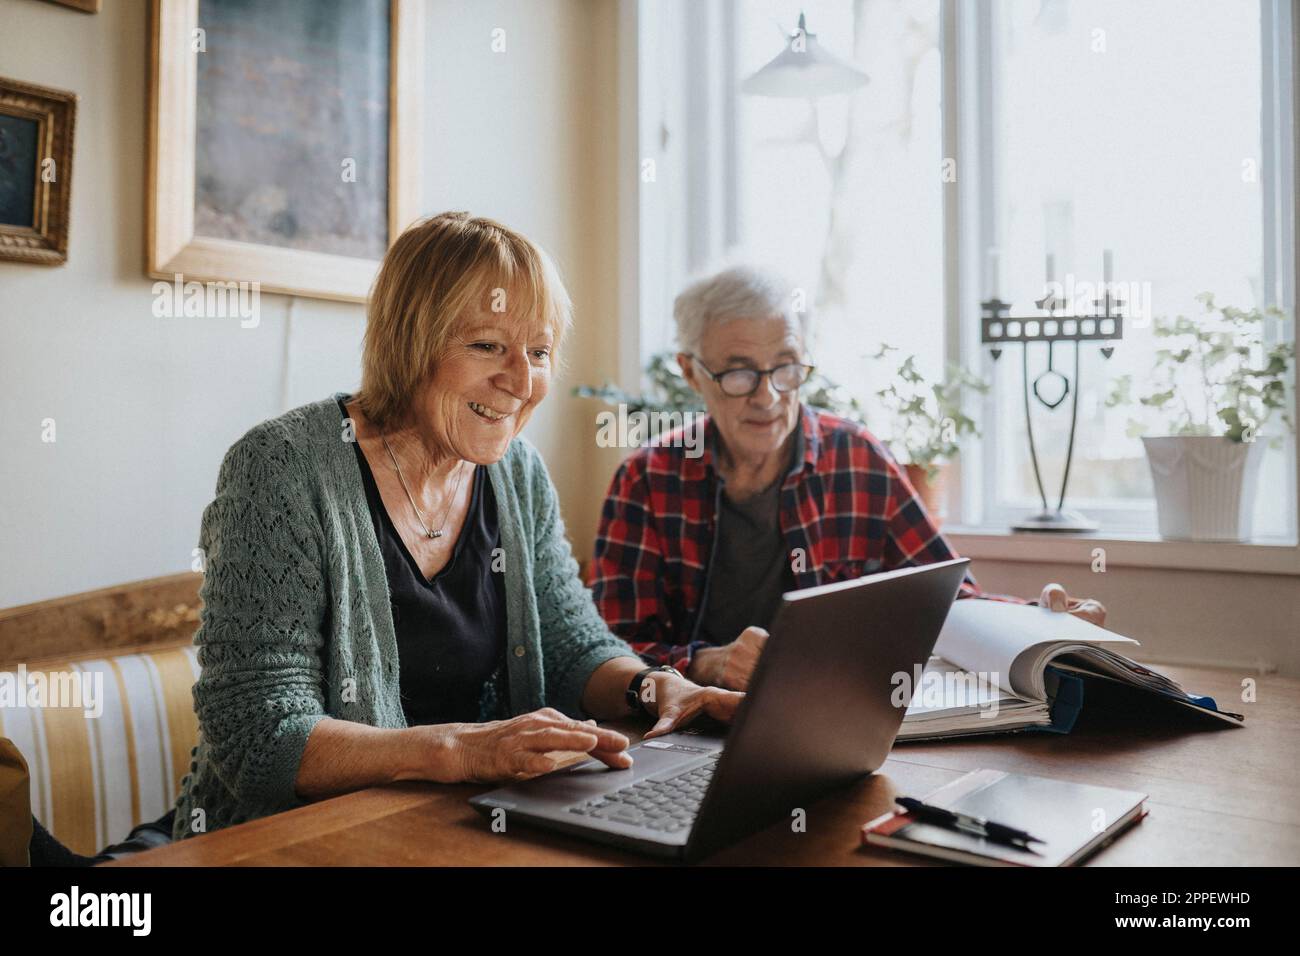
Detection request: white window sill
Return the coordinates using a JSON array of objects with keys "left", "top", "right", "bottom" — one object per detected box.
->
[{"left": 944, "top": 526, "right": 1300, "bottom": 576}]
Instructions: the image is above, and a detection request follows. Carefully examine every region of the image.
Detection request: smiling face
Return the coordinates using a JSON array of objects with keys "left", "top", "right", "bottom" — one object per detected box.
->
[
  {"left": 410, "top": 300, "right": 555, "bottom": 465},
  {"left": 679, "top": 315, "right": 806, "bottom": 465}
]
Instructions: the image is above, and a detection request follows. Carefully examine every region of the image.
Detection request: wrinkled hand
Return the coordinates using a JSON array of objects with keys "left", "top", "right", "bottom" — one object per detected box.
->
[
  {"left": 642, "top": 671, "right": 744, "bottom": 740},
  {"left": 687, "top": 626, "right": 769, "bottom": 691},
  {"left": 444, "top": 708, "right": 631, "bottom": 782},
  {"left": 1038, "top": 582, "right": 1107, "bottom": 627}
]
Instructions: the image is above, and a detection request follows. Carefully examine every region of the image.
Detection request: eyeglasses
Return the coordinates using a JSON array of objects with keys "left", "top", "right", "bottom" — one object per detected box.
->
[{"left": 689, "top": 357, "right": 815, "bottom": 397}]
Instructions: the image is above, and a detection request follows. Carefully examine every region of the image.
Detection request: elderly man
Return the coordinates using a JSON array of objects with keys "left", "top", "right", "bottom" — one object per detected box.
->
[{"left": 589, "top": 265, "right": 1105, "bottom": 691}]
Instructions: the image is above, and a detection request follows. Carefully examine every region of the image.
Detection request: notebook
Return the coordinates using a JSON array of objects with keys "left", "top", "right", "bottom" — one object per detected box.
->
[
  {"left": 862, "top": 768, "right": 1148, "bottom": 866},
  {"left": 897, "top": 599, "right": 1246, "bottom": 741}
]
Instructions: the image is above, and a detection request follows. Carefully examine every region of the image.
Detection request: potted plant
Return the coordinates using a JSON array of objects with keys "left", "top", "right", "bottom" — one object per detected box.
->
[
  {"left": 1104, "top": 293, "right": 1294, "bottom": 542},
  {"left": 870, "top": 344, "right": 989, "bottom": 518}
]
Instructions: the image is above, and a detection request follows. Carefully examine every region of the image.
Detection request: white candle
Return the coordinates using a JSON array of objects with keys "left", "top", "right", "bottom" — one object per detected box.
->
[
  {"left": 1046, "top": 253, "right": 1056, "bottom": 283},
  {"left": 1103, "top": 248, "right": 1113, "bottom": 284},
  {"left": 988, "top": 247, "right": 1000, "bottom": 299}
]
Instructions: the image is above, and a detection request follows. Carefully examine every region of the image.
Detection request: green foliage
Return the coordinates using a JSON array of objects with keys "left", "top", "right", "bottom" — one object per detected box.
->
[
  {"left": 572, "top": 351, "right": 870, "bottom": 424},
  {"left": 1104, "top": 293, "right": 1295, "bottom": 443},
  {"left": 573, "top": 353, "right": 704, "bottom": 415},
  {"left": 870, "top": 343, "right": 990, "bottom": 480}
]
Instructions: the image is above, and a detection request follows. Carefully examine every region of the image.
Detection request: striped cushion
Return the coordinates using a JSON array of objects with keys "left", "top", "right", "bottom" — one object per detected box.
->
[{"left": 0, "top": 644, "right": 198, "bottom": 857}]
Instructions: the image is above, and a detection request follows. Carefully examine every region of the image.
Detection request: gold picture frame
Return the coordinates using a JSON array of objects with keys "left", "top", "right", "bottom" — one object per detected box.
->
[
  {"left": 0, "top": 77, "right": 76, "bottom": 265},
  {"left": 147, "top": 0, "right": 425, "bottom": 302}
]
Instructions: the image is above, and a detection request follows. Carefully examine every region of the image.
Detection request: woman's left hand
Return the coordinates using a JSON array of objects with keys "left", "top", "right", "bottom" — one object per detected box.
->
[{"left": 642, "top": 672, "right": 744, "bottom": 739}]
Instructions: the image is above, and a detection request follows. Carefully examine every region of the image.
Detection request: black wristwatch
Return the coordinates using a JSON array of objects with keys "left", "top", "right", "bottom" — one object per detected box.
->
[{"left": 626, "top": 665, "right": 677, "bottom": 715}]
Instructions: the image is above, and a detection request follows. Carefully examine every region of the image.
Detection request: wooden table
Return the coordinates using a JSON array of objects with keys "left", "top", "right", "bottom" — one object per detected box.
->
[{"left": 109, "top": 665, "right": 1300, "bottom": 866}]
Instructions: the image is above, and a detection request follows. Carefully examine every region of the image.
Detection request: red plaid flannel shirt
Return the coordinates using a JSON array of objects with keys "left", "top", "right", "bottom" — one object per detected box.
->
[{"left": 588, "top": 405, "right": 1012, "bottom": 674}]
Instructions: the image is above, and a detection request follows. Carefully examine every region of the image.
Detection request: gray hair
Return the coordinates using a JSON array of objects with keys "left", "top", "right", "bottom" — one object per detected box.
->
[{"left": 672, "top": 265, "right": 810, "bottom": 355}]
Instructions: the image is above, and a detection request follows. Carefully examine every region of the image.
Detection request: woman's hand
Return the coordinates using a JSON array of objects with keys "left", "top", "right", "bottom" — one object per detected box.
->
[
  {"left": 642, "top": 671, "right": 745, "bottom": 739},
  {"left": 1038, "top": 582, "right": 1107, "bottom": 627},
  {"left": 687, "top": 626, "right": 769, "bottom": 690},
  {"left": 430, "top": 708, "right": 633, "bottom": 783}
]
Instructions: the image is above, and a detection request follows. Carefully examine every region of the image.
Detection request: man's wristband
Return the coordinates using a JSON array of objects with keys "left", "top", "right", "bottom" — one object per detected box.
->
[{"left": 626, "top": 665, "right": 677, "bottom": 715}]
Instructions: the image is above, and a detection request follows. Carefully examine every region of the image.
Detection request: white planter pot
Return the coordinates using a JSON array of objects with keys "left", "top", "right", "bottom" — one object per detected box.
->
[{"left": 1141, "top": 436, "right": 1266, "bottom": 542}]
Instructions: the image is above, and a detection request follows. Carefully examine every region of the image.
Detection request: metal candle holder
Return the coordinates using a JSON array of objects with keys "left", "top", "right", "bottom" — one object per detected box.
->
[{"left": 981, "top": 254, "right": 1125, "bottom": 533}]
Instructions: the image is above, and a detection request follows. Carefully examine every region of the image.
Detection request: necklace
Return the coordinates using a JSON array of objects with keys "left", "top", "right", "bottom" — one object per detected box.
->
[{"left": 382, "top": 435, "right": 468, "bottom": 539}]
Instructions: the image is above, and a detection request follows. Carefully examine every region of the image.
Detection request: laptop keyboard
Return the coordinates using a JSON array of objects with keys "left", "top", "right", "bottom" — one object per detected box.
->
[{"left": 566, "top": 759, "right": 717, "bottom": 833}]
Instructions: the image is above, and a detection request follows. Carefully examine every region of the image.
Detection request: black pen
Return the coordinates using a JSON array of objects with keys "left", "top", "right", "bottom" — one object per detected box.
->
[{"left": 895, "top": 796, "right": 1045, "bottom": 848}]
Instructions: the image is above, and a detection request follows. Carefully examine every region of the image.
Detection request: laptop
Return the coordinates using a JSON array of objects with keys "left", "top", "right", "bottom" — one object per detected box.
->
[{"left": 470, "top": 557, "right": 970, "bottom": 861}]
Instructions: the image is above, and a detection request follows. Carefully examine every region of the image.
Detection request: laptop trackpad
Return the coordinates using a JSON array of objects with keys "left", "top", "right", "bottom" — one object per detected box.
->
[{"left": 497, "top": 737, "right": 718, "bottom": 806}]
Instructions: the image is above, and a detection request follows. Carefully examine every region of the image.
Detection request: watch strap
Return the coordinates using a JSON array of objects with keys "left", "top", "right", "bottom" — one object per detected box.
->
[{"left": 626, "top": 665, "right": 676, "bottom": 715}]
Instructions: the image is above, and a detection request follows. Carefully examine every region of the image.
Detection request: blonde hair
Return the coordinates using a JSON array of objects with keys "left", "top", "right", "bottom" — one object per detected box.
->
[{"left": 354, "top": 211, "right": 573, "bottom": 432}]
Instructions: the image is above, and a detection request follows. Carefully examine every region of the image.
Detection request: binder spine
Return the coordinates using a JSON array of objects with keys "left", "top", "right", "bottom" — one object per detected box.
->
[{"left": 1042, "top": 667, "right": 1084, "bottom": 734}]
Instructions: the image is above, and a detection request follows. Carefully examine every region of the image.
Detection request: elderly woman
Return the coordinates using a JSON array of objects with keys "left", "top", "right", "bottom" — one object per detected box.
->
[
  {"left": 589, "top": 265, "right": 1106, "bottom": 691},
  {"left": 171, "top": 212, "right": 740, "bottom": 840}
]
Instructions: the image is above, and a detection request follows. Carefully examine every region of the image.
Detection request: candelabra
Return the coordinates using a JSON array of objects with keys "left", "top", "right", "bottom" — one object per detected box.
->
[{"left": 981, "top": 253, "right": 1125, "bottom": 532}]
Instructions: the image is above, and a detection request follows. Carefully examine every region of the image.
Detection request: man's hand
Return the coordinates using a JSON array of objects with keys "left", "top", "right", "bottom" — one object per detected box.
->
[
  {"left": 1039, "top": 582, "right": 1107, "bottom": 627},
  {"left": 686, "top": 626, "right": 769, "bottom": 690},
  {"left": 641, "top": 671, "right": 744, "bottom": 739}
]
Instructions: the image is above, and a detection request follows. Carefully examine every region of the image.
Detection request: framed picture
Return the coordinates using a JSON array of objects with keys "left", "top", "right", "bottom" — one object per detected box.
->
[
  {"left": 0, "top": 77, "right": 76, "bottom": 265},
  {"left": 147, "top": 0, "right": 424, "bottom": 302}
]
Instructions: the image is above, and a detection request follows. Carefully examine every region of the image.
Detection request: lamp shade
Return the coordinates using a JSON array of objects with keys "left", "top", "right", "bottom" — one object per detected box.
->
[{"left": 740, "top": 12, "right": 869, "bottom": 98}]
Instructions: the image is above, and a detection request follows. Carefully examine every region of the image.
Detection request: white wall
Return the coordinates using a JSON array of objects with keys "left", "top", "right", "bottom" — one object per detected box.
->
[{"left": 0, "top": 0, "right": 623, "bottom": 609}]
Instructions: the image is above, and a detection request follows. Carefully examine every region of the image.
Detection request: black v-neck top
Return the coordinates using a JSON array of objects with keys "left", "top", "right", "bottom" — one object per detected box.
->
[{"left": 337, "top": 397, "right": 507, "bottom": 726}]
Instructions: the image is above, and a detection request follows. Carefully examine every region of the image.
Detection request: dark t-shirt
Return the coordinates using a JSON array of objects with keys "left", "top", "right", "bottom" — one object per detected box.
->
[
  {"left": 338, "top": 397, "right": 507, "bottom": 725},
  {"left": 700, "top": 432, "right": 801, "bottom": 645}
]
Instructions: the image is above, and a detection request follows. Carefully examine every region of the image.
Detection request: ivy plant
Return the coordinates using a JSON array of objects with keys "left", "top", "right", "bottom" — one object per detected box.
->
[
  {"left": 870, "top": 344, "right": 989, "bottom": 481},
  {"left": 1104, "top": 293, "right": 1294, "bottom": 443}
]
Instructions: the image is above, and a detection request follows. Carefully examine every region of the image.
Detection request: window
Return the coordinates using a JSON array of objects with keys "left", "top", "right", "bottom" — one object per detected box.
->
[
  {"left": 735, "top": 0, "right": 946, "bottom": 402},
  {"left": 634, "top": 0, "right": 1297, "bottom": 544},
  {"left": 975, "top": 0, "right": 1295, "bottom": 539}
]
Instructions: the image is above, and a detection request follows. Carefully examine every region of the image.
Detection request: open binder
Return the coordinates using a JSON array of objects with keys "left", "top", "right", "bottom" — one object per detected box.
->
[{"left": 897, "top": 600, "right": 1245, "bottom": 741}]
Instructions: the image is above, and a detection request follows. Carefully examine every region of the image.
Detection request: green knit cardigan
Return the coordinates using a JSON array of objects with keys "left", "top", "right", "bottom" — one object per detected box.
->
[{"left": 172, "top": 394, "right": 634, "bottom": 840}]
